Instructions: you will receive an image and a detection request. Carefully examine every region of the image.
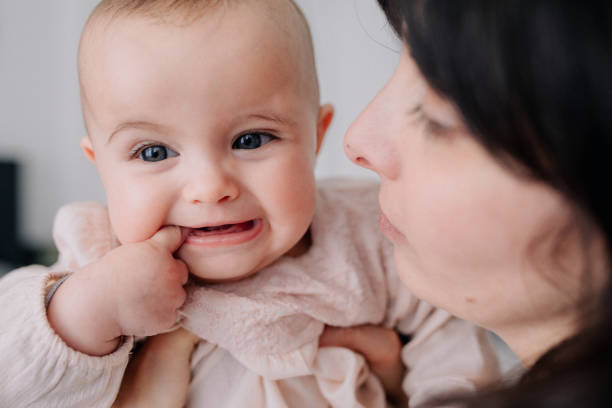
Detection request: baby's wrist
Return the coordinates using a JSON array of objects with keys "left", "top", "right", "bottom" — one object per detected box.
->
[{"left": 47, "top": 266, "right": 122, "bottom": 355}]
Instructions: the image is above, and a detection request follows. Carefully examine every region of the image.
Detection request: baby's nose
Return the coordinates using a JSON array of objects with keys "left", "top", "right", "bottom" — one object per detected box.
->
[{"left": 182, "top": 169, "right": 239, "bottom": 204}]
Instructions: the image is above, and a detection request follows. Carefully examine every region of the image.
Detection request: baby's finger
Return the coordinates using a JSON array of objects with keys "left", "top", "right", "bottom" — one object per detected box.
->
[
  {"left": 148, "top": 225, "right": 186, "bottom": 253},
  {"left": 174, "top": 259, "right": 189, "bottom": 285},
  {"left": 173, "top": 287, "right": 187, "bottom": 310}
]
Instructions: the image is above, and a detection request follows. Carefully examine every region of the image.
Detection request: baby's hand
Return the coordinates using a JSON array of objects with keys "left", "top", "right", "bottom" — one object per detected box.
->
[
  {"left": 47, "top": 226, "right": 189, "bottom": 356},
  {"left": 110, "top": 226, "right": 189, "bottom": 337}
]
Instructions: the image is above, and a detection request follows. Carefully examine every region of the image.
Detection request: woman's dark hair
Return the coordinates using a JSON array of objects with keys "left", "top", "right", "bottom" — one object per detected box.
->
[{"left": 378, "top": 1, "right": 612, "bottom": 406}]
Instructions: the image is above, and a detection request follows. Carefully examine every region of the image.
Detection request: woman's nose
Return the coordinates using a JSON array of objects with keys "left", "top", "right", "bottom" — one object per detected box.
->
[
  {"left": 182, "top": 165, "right": 240, "bottom": 205},
  {"left": 344, "top": 122, "right": 374, "bottom": 171},
  {"left": 344, "top": 85, "right": 399, "bottom": 180}
]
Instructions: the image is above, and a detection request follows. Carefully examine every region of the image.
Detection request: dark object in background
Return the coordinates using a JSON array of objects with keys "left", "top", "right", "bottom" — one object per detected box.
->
[
  {"left": 0, "top": 161, "right": 56, "bottom": 272},
  {"left": 0, "top": 160, "right": 38, "bottom": 268},
  {"left": 0, "top": 160, "right": 19, "bottom": 263}
]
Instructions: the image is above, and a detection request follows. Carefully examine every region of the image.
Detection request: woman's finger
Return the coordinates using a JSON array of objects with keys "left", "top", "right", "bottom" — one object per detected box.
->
[
  {"left": 319, "top": 325, "right": 402, "bottom": 366},
  {"left": 319, "top": 325, "right": 407, "bottom": 405}
]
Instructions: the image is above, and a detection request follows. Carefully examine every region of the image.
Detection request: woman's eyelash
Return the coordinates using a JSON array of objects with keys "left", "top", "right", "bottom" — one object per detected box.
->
[
  {"left": 410, "top": 106, "right": 450, "bottom": 136},
  {"left": 423, "top": 116, "right": 450, "bottom": 135}
]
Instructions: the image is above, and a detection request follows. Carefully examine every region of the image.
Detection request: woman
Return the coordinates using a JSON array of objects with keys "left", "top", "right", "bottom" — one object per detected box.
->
[{"left": 326, "top": 0, "right": 612, "bottom": 406}]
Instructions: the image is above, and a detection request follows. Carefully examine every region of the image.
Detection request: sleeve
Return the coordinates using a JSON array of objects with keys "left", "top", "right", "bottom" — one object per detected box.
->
[
  {"left": 392, "top": 300, "right": 501, "bottom": 407},
  {"left": 0, "top": 265, "right": 133, "bottom": 408}
]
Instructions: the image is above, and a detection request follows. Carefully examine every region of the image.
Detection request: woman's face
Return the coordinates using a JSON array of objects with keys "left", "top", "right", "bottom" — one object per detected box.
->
[{"left": 344, "top": 48, "right": 584, "bottom": 336}]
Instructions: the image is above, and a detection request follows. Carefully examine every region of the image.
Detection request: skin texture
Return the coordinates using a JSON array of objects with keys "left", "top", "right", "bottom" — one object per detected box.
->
[
  {"left": 342, "top": 47, "right": 606, "bottom": 370},
  {"left": 47, "top": 0, "right": 333, "bottom": 360}
]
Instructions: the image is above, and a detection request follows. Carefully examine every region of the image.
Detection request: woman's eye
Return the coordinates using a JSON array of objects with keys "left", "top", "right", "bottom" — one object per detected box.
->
[
  {"left": 411, "top": 106, "right": 451, "bottom": 137},
  {"left": 138, "top": 145, "right": 178, "bottom": 162},
  {"left": 423, "top": 117, "right": 450, "bottom": 136},
  {"left": 232, "top": 133, "right": 276, "bottom": 150}
]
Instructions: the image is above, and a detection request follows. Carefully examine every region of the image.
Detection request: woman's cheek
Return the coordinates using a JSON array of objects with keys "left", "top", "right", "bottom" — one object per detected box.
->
[{"left": 405, "top": 184, "right": 492, "bottom": 270}]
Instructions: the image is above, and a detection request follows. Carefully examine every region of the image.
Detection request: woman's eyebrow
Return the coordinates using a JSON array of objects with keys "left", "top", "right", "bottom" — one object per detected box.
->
[{"left": 107, "top": 121, "right": 168, "bottom": 144}]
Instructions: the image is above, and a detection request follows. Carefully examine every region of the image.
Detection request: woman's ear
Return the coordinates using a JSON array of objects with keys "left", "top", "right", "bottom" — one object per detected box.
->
[
  {"left": 316, "top": 104, "right": 335, "bottom": 155},
  {"left": 80, "top": 137, "right": 96, "bottom": 163}
]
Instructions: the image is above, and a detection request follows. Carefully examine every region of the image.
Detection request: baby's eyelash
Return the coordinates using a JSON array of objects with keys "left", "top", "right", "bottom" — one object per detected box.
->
[{"left": 129, "top": 141, "right": 158, "bottom": 158}]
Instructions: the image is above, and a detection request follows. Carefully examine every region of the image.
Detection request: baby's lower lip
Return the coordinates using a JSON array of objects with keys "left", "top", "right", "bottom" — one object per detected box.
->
[{"left": 183, "top": 219, "right": 262, "bottom": 247}]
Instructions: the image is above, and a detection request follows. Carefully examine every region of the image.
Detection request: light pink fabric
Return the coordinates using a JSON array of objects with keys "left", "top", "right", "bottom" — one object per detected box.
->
[
  {"left": 0, "top": 179, "right": 500, "bottom": 407},
  {"left": 0, "top": 214, "right": 132, "bottom": 407}
]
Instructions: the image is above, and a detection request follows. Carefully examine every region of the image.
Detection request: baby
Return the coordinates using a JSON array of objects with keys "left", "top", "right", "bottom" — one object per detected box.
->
[{"left": 0, "top": 0, "right": 500, "bottom": 407}]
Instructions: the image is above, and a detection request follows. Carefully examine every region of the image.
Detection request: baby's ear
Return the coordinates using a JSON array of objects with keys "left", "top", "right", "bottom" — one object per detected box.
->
[
  {"left": 80, "top": 137, "right": 96, "bottom": 162},
  {"left": 316, "top": 104, "right": 334, "bottom": 155}
]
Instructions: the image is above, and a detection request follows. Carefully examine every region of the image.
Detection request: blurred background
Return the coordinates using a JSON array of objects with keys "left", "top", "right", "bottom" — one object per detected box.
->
[{"left": 0, "top": 0, "right": 401, "bottom": 273}]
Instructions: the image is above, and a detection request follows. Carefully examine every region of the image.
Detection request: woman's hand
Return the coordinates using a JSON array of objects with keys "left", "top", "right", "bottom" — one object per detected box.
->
[
  {"left": 319, "top": 324, "right": 407, "bottom": 406},
  {"left": 112, "top": 328, "right": 200, "bottom": 408}
]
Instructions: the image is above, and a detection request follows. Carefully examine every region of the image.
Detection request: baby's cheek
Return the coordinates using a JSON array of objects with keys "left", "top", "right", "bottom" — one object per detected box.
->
[
  {"left": 263, "top": 167, "right": 316, "bottom": 253},
  {"left": 106, "top": 189, "right": 166, "bottom": 244},
  {"left": 278, "top": 173, "right": 316, "bottom": 224}
]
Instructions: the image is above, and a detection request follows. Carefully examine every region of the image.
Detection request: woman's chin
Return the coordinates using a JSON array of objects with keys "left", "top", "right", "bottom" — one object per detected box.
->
[{"left": 393, "top": 250, "right": 442, "bottom": 307}]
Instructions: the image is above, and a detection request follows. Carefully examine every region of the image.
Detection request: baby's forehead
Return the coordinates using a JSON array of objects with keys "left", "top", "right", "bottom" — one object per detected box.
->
[
  {"left": 79, "top": 0, "right": 320, "bottom": 139},
  {"left": 79, "top": 0, "right": 318, "bottom": 103}
]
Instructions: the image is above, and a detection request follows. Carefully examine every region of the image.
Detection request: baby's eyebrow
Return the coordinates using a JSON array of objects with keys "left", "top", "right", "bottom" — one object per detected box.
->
[
  {"left": 244, "top": 113, "right": 298, "bottom": 128},
  {"left": 107, "top": 121, "right": 167, "bottom": 144}
]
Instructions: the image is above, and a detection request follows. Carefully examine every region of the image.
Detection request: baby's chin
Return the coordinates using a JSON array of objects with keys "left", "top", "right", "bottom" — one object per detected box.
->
[
  {"left": 187, "top": 263, "right": 259, "bottom": 284},
  {"left": 177, "top": 250, "right": 263, "bottom": 284}
]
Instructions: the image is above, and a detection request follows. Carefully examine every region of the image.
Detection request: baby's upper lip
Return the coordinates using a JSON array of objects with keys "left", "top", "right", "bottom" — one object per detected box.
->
[{"left": 183, "top": 218, "right": 258, "bottom": 230}]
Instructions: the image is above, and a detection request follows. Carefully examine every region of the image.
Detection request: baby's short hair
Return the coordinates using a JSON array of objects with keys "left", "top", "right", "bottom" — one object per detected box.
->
[
  {"left": 90, "top": 0, "right": 226, "bottom": 24},
  {"left": 89, "top": 0, "right": 307, "bottom": 28}
]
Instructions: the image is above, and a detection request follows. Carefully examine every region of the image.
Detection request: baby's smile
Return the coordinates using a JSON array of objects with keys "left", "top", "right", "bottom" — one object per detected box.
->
[
  {"left": 79, "top": 0, "right": 326, "bottom": 282},
  {"left": 181, "top": 219, "right": 263, "bottom": 248}
]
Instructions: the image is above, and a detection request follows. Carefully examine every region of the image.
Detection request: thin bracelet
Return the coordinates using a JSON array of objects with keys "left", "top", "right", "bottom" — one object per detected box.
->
[{"left": 45, "top": 273, "right": 73, "bottom": 309}]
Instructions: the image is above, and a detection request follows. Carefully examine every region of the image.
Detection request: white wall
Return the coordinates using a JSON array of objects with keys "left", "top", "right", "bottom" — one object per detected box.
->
[{"left": 0, "top": 0, "right": 401, "bottom": 247}]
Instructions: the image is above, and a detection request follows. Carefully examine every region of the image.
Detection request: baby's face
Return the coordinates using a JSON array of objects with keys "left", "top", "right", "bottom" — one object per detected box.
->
[{"left": 80, "top": 4, "right": 329, "bottom": 281}]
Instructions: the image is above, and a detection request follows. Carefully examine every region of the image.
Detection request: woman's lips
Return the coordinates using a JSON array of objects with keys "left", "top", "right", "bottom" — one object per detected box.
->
[
  {"left": 379, "top": 212, "right": 405, "bottom": 241},
  {"left": 184, "top": 219, "right": 263, "bottom": 247}
]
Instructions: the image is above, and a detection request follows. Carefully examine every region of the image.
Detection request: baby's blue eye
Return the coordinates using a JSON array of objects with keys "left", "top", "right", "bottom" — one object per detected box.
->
[
  {"left": 139, "top": 145, "right": 178, "bottom": 162},
  {"left": 232, "top": 133, "right": 276, "bottom": 150}
]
